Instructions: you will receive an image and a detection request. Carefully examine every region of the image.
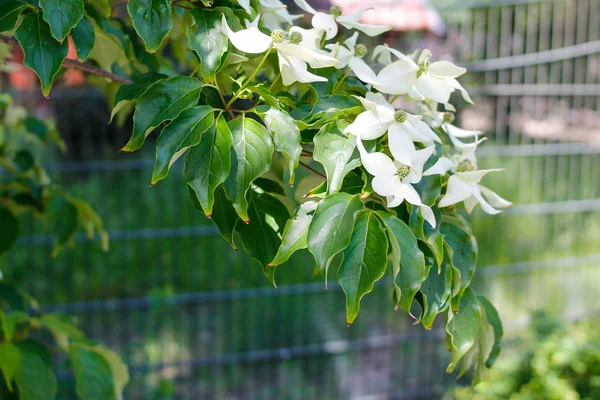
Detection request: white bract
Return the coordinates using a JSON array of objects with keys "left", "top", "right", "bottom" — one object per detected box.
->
[
  {"left": 221, "top": 16, "right": 338, "bottom": 85},
  {"left": 259, "top": 0, "right": 302, "bottom": 31},
  {"left": 293, "top": 0, "right": 390, "bottom": 39},
  {"left": 326, "top": 32, "right": 378, "bottom": 84},
  {"left": 344, "top": 92, "right": 441, "bottom": 150},
  {"left": 372, "top": 47, "right": 471, "bottom": 105},
  {"left": 357, "top": 139, "right": 437, "bottom": 228}
]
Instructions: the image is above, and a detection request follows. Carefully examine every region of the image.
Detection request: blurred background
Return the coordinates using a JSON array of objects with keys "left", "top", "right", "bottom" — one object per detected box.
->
[{"left": 3, "top": 0, "right": 600, "bottom": 398}]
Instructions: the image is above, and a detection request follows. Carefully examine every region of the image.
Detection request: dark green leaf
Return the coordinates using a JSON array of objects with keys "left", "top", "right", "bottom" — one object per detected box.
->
[
  {"left": 0, "top": 343, "right": 19, "bottom": 392},
  {"left": 39, "top": 314, "right": 85, "bottom": 351},
  {"left": 477, "top": 293, "right": 503, "bottom": 368},
  {"left": 187, "top": 9, "right": 228, "bottom": 82},
  {"left": 417, "top": 250, "right": 452, "bottom": 329},
  {"left": 0, "top": 1, "right": 27, "bottom": 33},
  {"left": 379, "top": 212, "right": 427, "bottom": 312},
  {"left": 70, "top": 342, "right": 115, "bottom": 400},
  {"left": 185, "top": 113, "right": 232, "bottom": 216},
  {"left": 307, "top": 192, "right": 364, "bottom": 281},
  {"left": 110, "top": 72, "right": 166, "bottom": 122},
  {"left": 93, "top": 346, "right": 129, "bottom": 400},
  {"left": 152, "top": 106, "right": 214, "bottom": 184},
  {"left": 88, "top": 0, "right": 110, "bottom": 16},
  {"left": 123, "top": 77, "right": 203, "bottom": 152},
  {"left": 23, "top": 117, "right": 48, "bottom": 140},
  {"left": 441, "top": 219, "right": 477, "bottom": 307},
  {"left": 15, "top": 13, "right": 68, "bottom": 97},
  {"left": 224, "top": 115, "right": 274, "bottom": 222},
  {"left": 313, "top": 121, "right": 361, "bottom": 194},
  {"left": 15, "top": 342, "right": 57, "bottom": 400},
  {"left": 307, "top": 169, "right": 364, "bottom": 198},
  {"left": 14, "top": 150, "right": 34, "bottom": 171},
  {"left": 127, "top": 0, "right": 173, "bottom": 53},
  {"left": 47, "top": 196, "right": 79, "bottom": 252},
  {"left": 337, "top": 210, "right": 388, "bottom": 325},
  {"left": 446, "top": 288, "right": 481, "bottom": 372},
  {"left": 0, "top": 207, "right": 19, "bottom": 255},
  {"left": 209, "top": 186, "right": 239, "bottom": 250},
  {"left": 414, "top": 175, "right": 441, "bottom": 206},
  {"left": 269, "top": 201, "right": 317, "bottom": 267},
  {"left": 40, "top": 0, "right": 84, "bottom": 41},
  {"left": 262, "top": 108, "right": 302, "bottom": 185},
  {"left": 70, "top": 16, "right": 95, "bottom": 60},
  {"left": 253, "top": 178, "right": 285, "bottom": 195}
]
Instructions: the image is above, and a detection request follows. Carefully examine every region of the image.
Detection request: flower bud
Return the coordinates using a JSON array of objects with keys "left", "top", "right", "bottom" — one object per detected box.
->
[
  {"left": 271, "top": 29, "right": 285, "bottom": 44},
  {"left": 330, "top": 5, "right": 343, "bottom": 17},
  {"left": 397, "top": 164, "right": 411, "bottom": 179},
  {"left": 394, "top": 110, "right": 408, "bottom": 123},
  {"left": 289, "top": 31, "right": 303, "bottom": 44},
  {"left": 457, "top": 160, "right": 475, "bottom": 172},
  {"left": 354, "top": 44, "right": 367, "bottom": 58}
]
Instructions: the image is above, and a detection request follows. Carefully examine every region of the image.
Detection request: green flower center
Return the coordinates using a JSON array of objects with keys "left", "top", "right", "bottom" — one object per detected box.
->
[
  {"left": 271, "top": 29, "right": 285, "bottom": 44},
  {"left": 457, "top": 160, "right": 475, "bottom": 172},
  {"left": 289, "top": 31, "right": 303, "bottom": 44},
  {"left": 397, "top": 164, "right": 411, "bottom": 179},
  {"left": 394, "top": 110, "right": 408, "bottom": 123},
  {"left": 443, "top": 112, "right": 455, "bottom": 124},
  {"left": 330, "top": 5, "right": 343, "bottom": 17},
  {"left": 354, "top": 44, "right": 367, "bottom": 58}
]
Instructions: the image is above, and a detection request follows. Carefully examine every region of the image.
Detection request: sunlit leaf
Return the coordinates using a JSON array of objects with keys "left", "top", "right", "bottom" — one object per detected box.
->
[
  {"left": 269, "top": 201, "right": 317, "bottom": 267},
  {"left": 127, "top": 0, "right": 173, "bottom": 53},
  {"left": 187, "top": 9, "right": 228, "bottom": 82}
]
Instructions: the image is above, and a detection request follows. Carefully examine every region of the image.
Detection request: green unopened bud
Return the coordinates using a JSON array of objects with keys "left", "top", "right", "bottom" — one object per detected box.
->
[
  {"left": 394, "top": 110, "right": 408, "bottom": 123},
  {"left": 271, "top": 29, "right": 285, "bottom": 44},
  {"left": 457, "top": 160, "right": 475, "bottom": 172},
  {"left": 443, "top": 112, "right": 455, "bottom": 124},
  {"left": 289, "top": 31, "right": 303, "bottom": 44},
  {"left": 397, "top": 164, "right": 411, "bottom": 180},
  {"left": 330, "top": 5, "right": 343, "bottom": 17},
  {"left": 354, "top": 44, "right": 367, "bottom": 58}
]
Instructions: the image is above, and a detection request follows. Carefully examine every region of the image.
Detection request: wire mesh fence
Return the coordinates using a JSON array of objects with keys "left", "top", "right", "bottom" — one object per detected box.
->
[{"left": 7, "top": 0, "right": 600, "bottom": 398}]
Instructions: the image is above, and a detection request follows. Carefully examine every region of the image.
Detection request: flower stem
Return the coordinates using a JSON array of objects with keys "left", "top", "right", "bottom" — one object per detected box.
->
[
  {"left": 268, "top": 71, "right": 281, "bottom": 92},
  {"left": 332, "top": 69, "right": 351, "bottom": 94},
  {"left": 226, "top": 46, "right": 273, "bottom": 109}
]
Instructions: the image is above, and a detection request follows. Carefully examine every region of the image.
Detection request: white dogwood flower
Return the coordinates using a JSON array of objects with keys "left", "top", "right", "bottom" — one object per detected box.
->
[
  {"left": 259, "top": 0, "right": 302, "bottom": 31},
  {"left": 357, "top": 139, "right": 437, "bottom": 228},
  {"left": 372, "top": 47, "right": 471, "bottom": 105},
  {"left": 326, "top": 32, "right": 378, "bottom": 84},
  {"left": 293, "top": 0, "right": 390, "bottom": 40},
  {"left": 344, "top": 92, "right": 441, "bottom": 154},
  {"left": 221, "top": 16, "right": 338, "bottom": 85}
]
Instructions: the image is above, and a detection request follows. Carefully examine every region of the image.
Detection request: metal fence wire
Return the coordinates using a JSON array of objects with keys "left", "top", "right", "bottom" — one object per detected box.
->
[{"left": 7, "top": 0, "right": 600, "bottom": 398}]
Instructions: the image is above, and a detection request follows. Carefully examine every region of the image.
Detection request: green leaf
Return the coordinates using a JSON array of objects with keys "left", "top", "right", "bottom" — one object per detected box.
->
[
  {"left": 47, "top": 195, "right": 79, "bottom": 254},
  {"left": 224, "top": 115, "right": 274, "bottom": 222},
  {"left": 269, "top": 201, "right": 317, "bottom": 267},
  {"left": 414, "top": 174, "right": 442, "bottom": 207},
  {"left": 0, "top": 1, "right": 27, "bottom": 33},
  {"left": 39, "top": 314, "right": 85, "bottom": 351},
  {"left": 209, "top": 186, "right": 239, "bottom": 250},
  {"left": 87, "top": 21, "right": 128, "bottom": 72},
  {"left": 477, "top": 293, "right": 503, "bottom": 368},
  {"left": 70, "top": 16, "right": 95, "bottom": 60},
  {"left": 88, "top": 0, "right": 110, "bottom": 16},
  {"left": 0, "top": 207, "right": 19, "bottom": 256},
  {"left": 70, "top": 198, "right": 109, "bottom": 251},
  {"left": 93, "top": 346, "right": 129, "bottom": 400},
  {"left": 313, "top": 121, "right": 361, "bottom": 194},
  {"left": 446, "top": 288, "right": 481, "bottom": 373},
  {"left": 110, "top": 72, "right": 166, "bottom": 122},
  {"left": 236, "top": 191, "right": 290, "bottom": 285},
  {"left": 152, "top": 106, "right": 214, "bottom": 184},
  {"left": 417, "top": 251, "right": 452, "bottom": 329},
  {"left": 40, "top": 0, "right": 84, "bottom": 41},
  {"left": 0, "top": 343, "right": 20, "bottom": 392},
  {"left": 15, "top": 13, "right": 68, "bottom": 97},
  {"left": 185, "top": 113, "right": 232, "bottom": 216},
  {"left": 296, "top": 95, "right": 362, "bottom": 130},
  {"left": 15, "top": 342, "right": 57, "bottom": 400},
  {"left": 262, "top": 108, "right": 302, "bottom": 185},
  {"left": 337, "top": 210, "right": 388, "bottom": 325},
  {"left": 441, "top": 219, "right": 477, "bottom": 308},
  {"left": 187, "top": 9, "right": 228, "bottom": 82},
  {"left": 127, "top": 0, "right": 173, "bottom": 53},
  {"left": 426, "top": 231, "right": 445, "bottom": 272},
  {"left": 307, "top": 192, "right": 364, "bottom": 281},
  {"left": 70, "top": 342, "right": 116, "bottom": 400},
  {"left": 379, "top": 212, "right": 427, "bottom": 312},
  {"left": 123, "top": 77, "right": 203, "bottom": 152}
]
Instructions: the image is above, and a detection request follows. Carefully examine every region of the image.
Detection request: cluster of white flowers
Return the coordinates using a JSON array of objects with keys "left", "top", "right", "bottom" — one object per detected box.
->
[{"left": 223, "top": 0, "right": 511, "bottom": 226}]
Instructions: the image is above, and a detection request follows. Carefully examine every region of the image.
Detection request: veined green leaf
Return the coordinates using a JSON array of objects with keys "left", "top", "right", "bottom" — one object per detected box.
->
[
  {"left": 88, "top": 0, "right": 110, "bottom": 16},
  {"left": 152, "top": 106, "right": 214, "bottom": 184},
  {"left": 93, "top": 346, "right": 130, "bottom": 400},
  {"left": 306, "top": 169, "right": 364, "bottom": 198},
  {"left": 70, "top": 343, "right": 116, "bottom": 400},
  {"left": 15, "top": 13, "right": 68, "bottom": 97},
  {"left": 379, "top": 212, "right": 426, "bottom": 312},
  {"left": 477, "top": 293, "right": 503, "bottom": 368},
  {"left": 208, "top": 186, "right": 239, "bottom": 250},
  {"left": 47, "top": 196, "right": 79, "bottom": 255},
  {"left": 127, "top": 0, "right": 173, "bottom": 53},
  {"left": 123, "top": 77, "right": 203, "bottom": 152},
  {"left": 185, "top": 114, "right": 232, "bottom": 216},
  {"left": 262, "top": 108, "right": 302, "bottom": 185},
  {"left": 224, "top": 115, "right": 274, "bottom": 222},
  {"left": 446, "top": 288, "right": 482, "bottom": 373},
  {"left": 39, "top": 314, "right": 85, "bottom": 351},
  {"left": 269, "top": 201, "right": 317, "bottom": 267},
  {"left": 15, "top": 342, "right": 57, "bottom": 400},
  {"left": 70, "top": 16, "right": 95, "bottom": 60},
  {"left": 87, "top": 21, "right": 128, "bottom": 71},
  {"left": 337, "top": 210, "right": 388, "bottom": 325},
  {"left": 40, "top": 0, "right": 84, "bottom": 41},
  {"left": 187, "top": 9, "right": 228, "bottom": 82},
  {"left": 70, "top": 197, "right": 109, "bottom": 251},
  {"left": 313, "top": 121, "right": 361, "bottom": 194},
  {"left": 0, "top": 343, "right": 20, "bottom": 392},
  {"left": 441, "top": 219, "right": 477, "bottom": 309},
  {"left": 417, "top": 250, "right": 452, "bottom": 329},
  {"left": 110, "top": 72, "right": 166, "bottom": 122},
  {"left": 0, "top": 1, "right": 27, "bottom": 33},
  {"left": 0, "top": 207, "right": 19, "bottom": 255},
  {"left": 237, "top": 191, "right": 290, "bottom": 285},
  {"left": 307, "top": 192, "right": 364, "bottom": 282}
]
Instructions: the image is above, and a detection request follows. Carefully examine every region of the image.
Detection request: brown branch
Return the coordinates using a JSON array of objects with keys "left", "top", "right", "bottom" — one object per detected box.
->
[
  {"left": 62, "top": 58, "right": 132, "bottom": 84},
  {"left": 299, "top": 161, "right": 326, "bottom": 179}
]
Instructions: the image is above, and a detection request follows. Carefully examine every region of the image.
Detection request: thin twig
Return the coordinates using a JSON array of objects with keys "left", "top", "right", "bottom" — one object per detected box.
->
[
  {"left": 299, "top": 161, "right": 326, "bottom": 179},
  {"left": 63, "top": 59, "right": 132, "bottom": 84}
]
